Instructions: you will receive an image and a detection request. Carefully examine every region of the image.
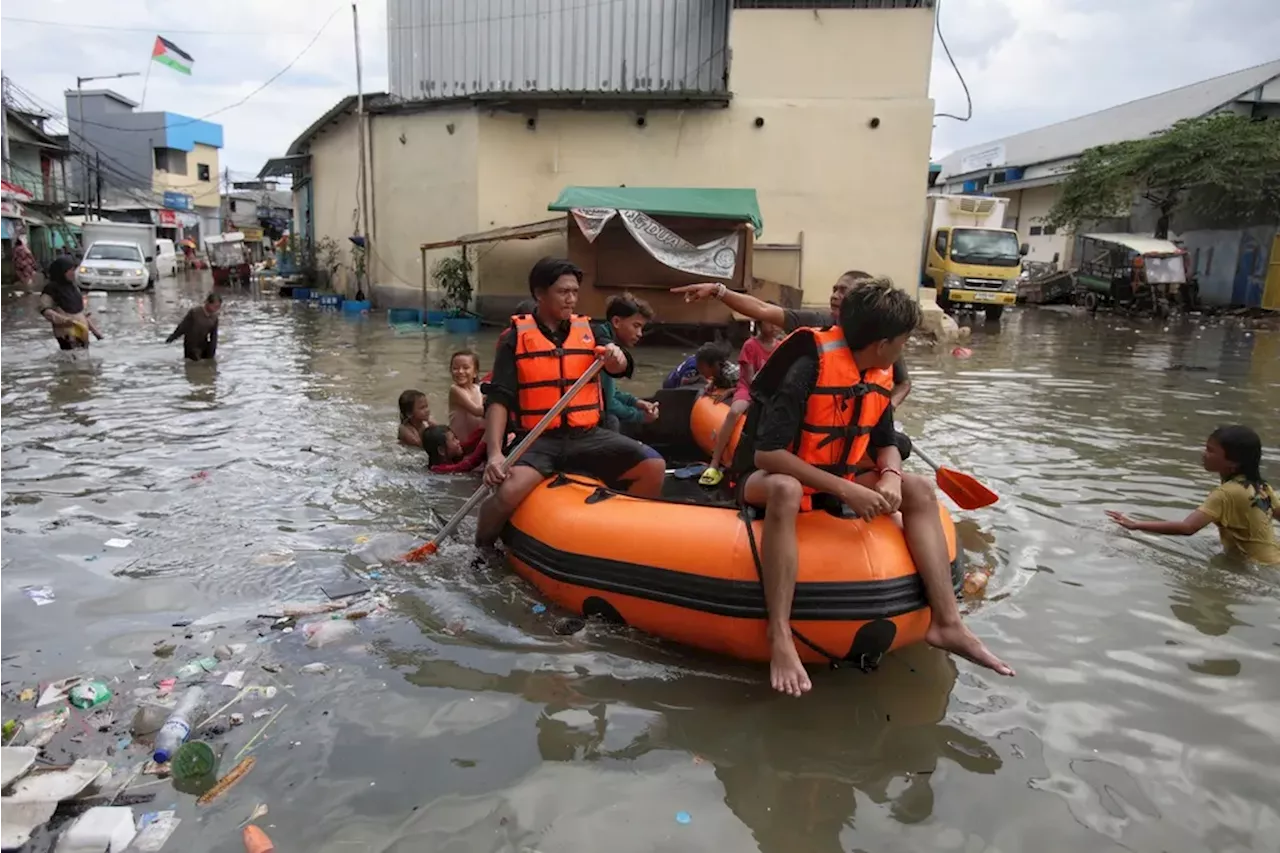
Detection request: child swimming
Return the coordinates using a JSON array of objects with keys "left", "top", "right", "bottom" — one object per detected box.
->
[
  {"left": 662, "top": 342, "right": 738, "bottom": 392},
  {"left": 397, "top": 390, "right": 435, "bottom": 447},
  {"left": 1106, "top": 424, "right": 1280, "bottom": 565},
  {"left": 448, "top": 351, "right": 485, "bottom": 440},
  {"left": 421, "top": 425, "right": 488, "bottom": 474}
]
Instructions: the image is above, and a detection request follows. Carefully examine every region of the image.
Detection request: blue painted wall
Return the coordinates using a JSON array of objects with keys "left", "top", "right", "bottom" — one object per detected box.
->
[
  {"left": 1180, "top": 225, "right": 1277, "bottom": 308},
  {"left": 160, "top": 115, "right": 223, "bottom": 151}
]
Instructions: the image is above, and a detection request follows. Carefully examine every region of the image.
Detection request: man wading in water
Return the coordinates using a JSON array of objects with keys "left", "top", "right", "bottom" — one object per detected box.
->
[{"left": 166, "top": 293, "right": 222, "bottom": 361}]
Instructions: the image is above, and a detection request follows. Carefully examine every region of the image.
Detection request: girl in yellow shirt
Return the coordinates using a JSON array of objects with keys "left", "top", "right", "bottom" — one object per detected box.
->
[{"left": 1107, "top": 425, "right": 1280, "bottom": 565}]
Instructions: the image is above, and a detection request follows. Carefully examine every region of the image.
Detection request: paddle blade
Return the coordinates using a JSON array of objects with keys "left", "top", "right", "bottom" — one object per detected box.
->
[
  {"left": 402, "top": 541, "right": 439, "bottom": 563},
  {"left": 936, "top": 467, "right": 999, "bottom": 510}
]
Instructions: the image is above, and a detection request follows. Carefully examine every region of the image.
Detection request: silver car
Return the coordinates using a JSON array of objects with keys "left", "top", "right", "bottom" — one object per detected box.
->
[{"left": 76, "top": 241, "right": 153, "bottom": 292}]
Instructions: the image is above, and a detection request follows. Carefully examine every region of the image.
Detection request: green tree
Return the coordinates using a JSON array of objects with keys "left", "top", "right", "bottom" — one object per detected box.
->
[{"left": 1046, "top": 113, "right": 1280, "bottom": 239}]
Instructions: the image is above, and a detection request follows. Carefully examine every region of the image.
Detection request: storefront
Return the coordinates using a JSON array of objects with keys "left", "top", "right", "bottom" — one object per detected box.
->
[{"left": 2, "top": 181, "right": 33, "bottom": 277}]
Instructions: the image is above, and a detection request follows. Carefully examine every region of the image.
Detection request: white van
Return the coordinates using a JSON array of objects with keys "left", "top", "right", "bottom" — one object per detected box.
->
[{"left": 154, "top": 238, "right": 178, "bottom": 277}]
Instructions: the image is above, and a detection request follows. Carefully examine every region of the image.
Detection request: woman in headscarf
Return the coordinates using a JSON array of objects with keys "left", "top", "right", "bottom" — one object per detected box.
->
[{"left": 39, "top": 257, "right": 103, "bottom": 350}]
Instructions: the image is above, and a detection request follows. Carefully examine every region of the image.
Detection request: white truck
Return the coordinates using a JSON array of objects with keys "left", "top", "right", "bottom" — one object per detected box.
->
[
  {"left": 77, "top": 221, "right": 158, "bottom": 292},
  {"left": 920, "top": 194, "right": 1027, "bottom": 321}
]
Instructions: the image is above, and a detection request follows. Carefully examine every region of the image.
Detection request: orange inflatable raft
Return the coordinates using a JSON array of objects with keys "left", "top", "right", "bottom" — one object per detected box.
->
[{"left": 505, "top": 458, "right": 962, "bottom": 666}]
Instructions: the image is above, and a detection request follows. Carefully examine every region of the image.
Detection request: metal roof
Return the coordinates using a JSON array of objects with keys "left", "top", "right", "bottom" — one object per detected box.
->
[
  {"left": 1081, "top": 233, "right": 1184, "bottom": 255},
  {"left": 940, "top": 59, "right": 1280, "bottom": 180},
  {"left": 549, "top": 186, "right": 763, "bottom": 235},
  {"left": 420, "top": 216, "right": 566, "bottom": 251}
]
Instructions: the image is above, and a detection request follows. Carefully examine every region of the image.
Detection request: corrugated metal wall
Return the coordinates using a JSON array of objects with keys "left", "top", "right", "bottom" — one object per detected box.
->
[{"left": 387, "top": 0, "right": 731, "bottom": 101}]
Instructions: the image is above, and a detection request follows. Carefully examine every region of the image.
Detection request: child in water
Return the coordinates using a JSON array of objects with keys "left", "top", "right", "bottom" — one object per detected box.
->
[
  {"left": 447, "top": 351, "right": 485, "bottom": 442},
  {"left": 700, "top": 313, "right": 782, "bottom": 487},
  {"left": 421, "top": 425, "right": 488, "bottom": 474},
  {"left": 1106, "top": 424, "right": 1280, "bottom": 565},
  {"left": 397, "top": 390, "right": 435, "bottom": 447},
  {"left": 662, "top": 342, "right": 738, "bottom": 393}
]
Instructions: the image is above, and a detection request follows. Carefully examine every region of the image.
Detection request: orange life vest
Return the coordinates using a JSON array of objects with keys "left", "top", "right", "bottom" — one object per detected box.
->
[
  {"left": 792, "top": 326, "right": 894, "bottom": 505},
  {"left": 512, "top": 313, "right": 601, "bottom": 432}
]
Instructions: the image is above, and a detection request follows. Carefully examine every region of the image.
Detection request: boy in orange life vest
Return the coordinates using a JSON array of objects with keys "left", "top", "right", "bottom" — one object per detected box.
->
[
  {"left": 738, "top": 279, "right": 1013, "bottom": 697},
  {"left": 475, "top": 258, "right": 666, "bottom": 547}
]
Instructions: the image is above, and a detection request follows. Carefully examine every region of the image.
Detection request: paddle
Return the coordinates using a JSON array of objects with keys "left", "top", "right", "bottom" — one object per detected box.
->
[
  {"left": 911, "top": 444, "right": 999, "bottom": 510},
  {"left": 401, "top": 351, "right": 609, "bottom": 562}
]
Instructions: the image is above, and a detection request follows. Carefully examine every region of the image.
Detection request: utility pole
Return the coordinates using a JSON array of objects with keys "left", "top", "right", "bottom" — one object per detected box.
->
[
  {"left": 352, "top": 2, "right": 371, "bottom": 299},
  {"left": 95, "top": 152, "right": 102, "bottom": 219},
  {"left": 223, "top": 166, "right": 230, "bottom": 233},
  {"left": 2, "top": 75, "right": 11, "bottom": 182}
]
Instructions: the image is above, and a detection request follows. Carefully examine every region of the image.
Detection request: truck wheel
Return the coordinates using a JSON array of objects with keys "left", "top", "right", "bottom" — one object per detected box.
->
[
  {"left": 984, "top": 305, "right": 1004, "bottom": 322},
  {"left": 937, "top": 293, "right": 953, "bottom": 313}
]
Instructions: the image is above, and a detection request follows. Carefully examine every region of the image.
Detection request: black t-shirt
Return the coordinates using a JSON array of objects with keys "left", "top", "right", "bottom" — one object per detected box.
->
[
  {"left": 754, "top": 347, "right": 896, "bottom": 456},
  {"left": 781, "top": 307, "right": 909, "bottom": 387},
  {"left": 483, "top": 315, "right": 633, "bottom": 419}
]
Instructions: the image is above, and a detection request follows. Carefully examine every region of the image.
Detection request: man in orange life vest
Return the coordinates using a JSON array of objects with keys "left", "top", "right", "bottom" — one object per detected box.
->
[
  {"left": 476, "top": 258, "right": 666, "bottom": 547},
  {"left": 734, "top": 279, "right": 1013, "bottom": 696}
]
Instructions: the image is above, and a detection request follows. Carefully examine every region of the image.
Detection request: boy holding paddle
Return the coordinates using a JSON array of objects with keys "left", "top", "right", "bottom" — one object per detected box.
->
[{"left": 711, "top": 278, "right": 1013, "bottom": 696}]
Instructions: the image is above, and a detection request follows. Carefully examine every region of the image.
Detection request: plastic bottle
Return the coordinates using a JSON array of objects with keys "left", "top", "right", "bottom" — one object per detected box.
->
[{"left": 152, "top": 686, "right": 205, "bottom": 763}]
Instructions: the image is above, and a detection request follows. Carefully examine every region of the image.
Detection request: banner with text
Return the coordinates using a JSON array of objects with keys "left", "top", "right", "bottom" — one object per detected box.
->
[{"left": 571, "top": 207, "right": 738, "bottom": 279}]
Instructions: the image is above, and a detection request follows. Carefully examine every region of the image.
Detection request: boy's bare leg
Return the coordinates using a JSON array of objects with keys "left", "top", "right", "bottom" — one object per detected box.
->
[
  {"left": 475, "top": 466, "right": 546, "bottom": 547},
  {"left": 708, "top": 400, "right": 747, "bottom": 471},
  {"left": 893, "top": 472, "right": 1014, "bottom": 676},
  {"left": 743, "top": 470, "right": 812, "bottom": 696}
]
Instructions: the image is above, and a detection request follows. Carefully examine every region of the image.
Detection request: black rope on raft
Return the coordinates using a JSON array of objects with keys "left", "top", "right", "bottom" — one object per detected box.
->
[{"left": 737, "top": 501, "right": 849, "bottom": 671}]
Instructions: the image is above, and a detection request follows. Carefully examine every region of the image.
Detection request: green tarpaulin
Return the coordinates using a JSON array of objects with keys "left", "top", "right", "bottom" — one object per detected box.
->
[{"left": 548, "top": 186, "right": 763, "bottom": 236}]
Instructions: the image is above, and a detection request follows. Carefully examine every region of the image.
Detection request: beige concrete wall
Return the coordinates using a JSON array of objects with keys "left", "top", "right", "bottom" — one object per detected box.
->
[
  {"left": 473, "top": 6, "right": 936, "bottom": 305},
  {"left": 370, "top": 108, "right": 480, "bottom": 296},
  {"left": 305, "top": 115, "right": 362, "bottom": 289},
  {"left": 152, "top": 142, "right": 220, "bottom": 209},
  {"left": 1002, "top": 184, "right": 1069, "bottom": 264}
]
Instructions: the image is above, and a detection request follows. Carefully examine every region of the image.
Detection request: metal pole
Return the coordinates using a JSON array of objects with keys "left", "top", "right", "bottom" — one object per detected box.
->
[
  {"left": 420, "top": 245, "right": 427, "bottom": 321},
  {"left": 352, "top": 2, "right": 372, "bottom": 298},
  {"left": 2, "top": 76, "right": 11, "bottom": 182},
  {"left": 95, "top": 152, "right": 102, "bottom": 218},
  {"left": 77, "top": 78, "right": 88, "bottom": 220}
]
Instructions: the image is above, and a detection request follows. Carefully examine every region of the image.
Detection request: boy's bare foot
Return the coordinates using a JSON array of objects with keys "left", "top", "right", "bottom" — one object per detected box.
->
[
  {"left": 926, "top": 620, "right": 1015, "bottom": 676},
  {"left": 769, "top": 635, "right": 813, "bottom": 697}
]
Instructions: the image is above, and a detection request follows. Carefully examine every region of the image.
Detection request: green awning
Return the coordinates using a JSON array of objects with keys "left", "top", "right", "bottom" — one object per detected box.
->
[{"left": 549, "top": 186, "right": 763, "bottom": 236}]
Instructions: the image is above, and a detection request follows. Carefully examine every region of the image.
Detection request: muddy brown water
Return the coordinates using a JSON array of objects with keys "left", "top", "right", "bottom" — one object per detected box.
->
[{"left": 3, "top": 278, "right": 1279, "bottom": 852}]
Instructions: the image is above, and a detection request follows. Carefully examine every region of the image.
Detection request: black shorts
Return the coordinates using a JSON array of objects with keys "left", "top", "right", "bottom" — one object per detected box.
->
[{"left": 514, "top": 427, "right": 662, "bottom": 486}]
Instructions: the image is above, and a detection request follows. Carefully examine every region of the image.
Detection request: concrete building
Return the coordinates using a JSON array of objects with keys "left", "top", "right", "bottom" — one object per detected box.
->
[
  {"left": 64, "top": 89, "right": 224, "bottom": 246},
  {"left": 261, "top": 0, "right": 939, "bottom": 316},
  {"left": 2, "top": 104, "right": 72, "bottom": 265},
  {"left": 936, "top": 59, "right": 1280, "bottom": 307}
]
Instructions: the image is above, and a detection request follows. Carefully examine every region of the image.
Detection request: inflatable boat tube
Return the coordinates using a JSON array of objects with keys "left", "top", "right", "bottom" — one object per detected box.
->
[
  {"left": 505, "top": 474, "right": 959, "bottom": 664},
  {"left": 690, "top": 394, "right": 743, "bottom": 461}
]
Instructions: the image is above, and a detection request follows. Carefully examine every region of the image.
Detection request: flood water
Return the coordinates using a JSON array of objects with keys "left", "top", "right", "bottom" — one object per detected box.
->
[{"left": 3, "top": 275, "right": 1279, "bottom": 852}]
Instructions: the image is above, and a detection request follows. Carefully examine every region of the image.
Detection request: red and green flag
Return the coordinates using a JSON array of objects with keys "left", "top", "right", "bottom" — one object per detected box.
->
[{"left": 151, "top": 36, "right": 194, "bottom": 76}]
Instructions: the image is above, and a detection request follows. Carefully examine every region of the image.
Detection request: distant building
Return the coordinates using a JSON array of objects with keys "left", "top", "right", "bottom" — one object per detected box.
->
[
  {"left": 262, "top": 0, "right": 940, "bottom": 315},
  {"left": 3, "top": 103, "right": 72, "bottom": 264},
  {"left": 64, "top": 88, "right": 224, "bottom": 247},
  {"left": 936, "top": 60, "right": 1280, "bottom": 307},
  {"left": 221, "top": 181, "right": 293, "bottom": 260}
]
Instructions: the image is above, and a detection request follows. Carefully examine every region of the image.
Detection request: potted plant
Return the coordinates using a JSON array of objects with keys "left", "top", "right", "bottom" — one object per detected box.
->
[{"left": 434, "top": 251, "right": 479, "bottom": 334}]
